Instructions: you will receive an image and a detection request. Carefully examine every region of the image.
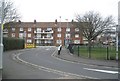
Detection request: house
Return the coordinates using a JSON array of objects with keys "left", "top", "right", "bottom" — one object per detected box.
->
[{"left": 3, "top": 20, "right": 83, "bottom": 47}]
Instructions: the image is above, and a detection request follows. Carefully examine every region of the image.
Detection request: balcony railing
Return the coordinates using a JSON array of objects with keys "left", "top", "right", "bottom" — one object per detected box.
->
[
  {"left": 3, "top": 31, "right": 8, "bottom": 33},
  {"left": 35, "top": 36, "right": 53, "bottom": 40},
  {"left": 34, "top": 30, "right": 53, "bottom": 33}
]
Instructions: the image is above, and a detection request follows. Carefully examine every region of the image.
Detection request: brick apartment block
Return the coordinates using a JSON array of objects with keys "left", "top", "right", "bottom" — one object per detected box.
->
[{"left": 3, "top": 20, "right": 83, "bottom": 46}]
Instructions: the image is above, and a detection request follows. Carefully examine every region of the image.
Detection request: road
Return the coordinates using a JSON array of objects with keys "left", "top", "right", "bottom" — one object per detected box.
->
[{"left": 3, "top": 46, "right": 118, "bottom": 79}]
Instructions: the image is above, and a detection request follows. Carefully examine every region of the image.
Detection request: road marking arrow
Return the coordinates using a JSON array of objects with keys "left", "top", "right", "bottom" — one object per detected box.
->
[{"left": 84, "top": 68, "right": 118, "bottom": 74}]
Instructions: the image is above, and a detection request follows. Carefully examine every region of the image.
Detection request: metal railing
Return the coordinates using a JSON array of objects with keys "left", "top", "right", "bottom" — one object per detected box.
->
[{"left": 67, "top": 44, "right": 116, "bottom": 60}]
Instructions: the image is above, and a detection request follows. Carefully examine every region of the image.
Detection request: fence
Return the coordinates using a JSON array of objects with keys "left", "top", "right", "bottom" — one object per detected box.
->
[{"left": 68, "top": 44, "right": 116, "bottom": 60}]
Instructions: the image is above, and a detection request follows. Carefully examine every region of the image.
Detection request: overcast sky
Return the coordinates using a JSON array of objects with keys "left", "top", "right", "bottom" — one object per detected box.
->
[{"left": 13, "top": 0, "right": 119, "bottom": 22}]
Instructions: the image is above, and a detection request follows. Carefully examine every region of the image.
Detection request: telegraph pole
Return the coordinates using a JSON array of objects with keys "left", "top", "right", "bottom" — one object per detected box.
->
[{"left": 0, "top": 0, "right": 4, "bottom": 69}]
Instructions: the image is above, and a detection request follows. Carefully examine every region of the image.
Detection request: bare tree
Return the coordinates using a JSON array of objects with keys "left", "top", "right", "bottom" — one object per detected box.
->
[
  {"left": 76, "top": 11, "right": 115, "bottom": 58},
  {"left": 0, "top": 0, "right": 20, "bottom": 23}
]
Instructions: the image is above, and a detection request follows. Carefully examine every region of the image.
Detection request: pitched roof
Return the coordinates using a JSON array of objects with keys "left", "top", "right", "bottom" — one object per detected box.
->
[{"left": 4, "top": 22, "right": 75, "bottom": 28}]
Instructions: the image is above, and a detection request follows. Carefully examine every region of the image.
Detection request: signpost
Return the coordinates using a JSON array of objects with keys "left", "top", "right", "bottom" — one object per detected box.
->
[{"left": 0, "top": 0, "right": 4, "bottom": 69}]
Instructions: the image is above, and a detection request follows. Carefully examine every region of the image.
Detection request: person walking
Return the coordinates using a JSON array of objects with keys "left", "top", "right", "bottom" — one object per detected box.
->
[{"left": 58, "top": 45, "right": 62, "bottom": 55}]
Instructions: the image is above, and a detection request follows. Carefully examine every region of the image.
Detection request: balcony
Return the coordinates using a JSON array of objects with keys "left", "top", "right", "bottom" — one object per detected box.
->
[
  {"left": 3, "top": 29, "right": 8, "bottom": 33},
  {"left": 3, "top": 31, "right": 8, "bottom": 33},
  {"left": 34, "top": 30, "right": 53, "bottom": 34},
  {"left": 35, "top": 36, "right": 53, "bottom": 40}
]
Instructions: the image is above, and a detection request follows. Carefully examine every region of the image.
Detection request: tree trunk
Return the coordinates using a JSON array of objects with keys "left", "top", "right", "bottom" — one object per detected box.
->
[{"left": 88, "top": 40, "right": 91, "bottom": 58}]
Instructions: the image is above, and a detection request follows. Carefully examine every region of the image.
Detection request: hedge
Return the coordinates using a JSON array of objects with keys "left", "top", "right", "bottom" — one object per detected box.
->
[{"left": 3, "top": 37, "right": 24, "bottom": 51}]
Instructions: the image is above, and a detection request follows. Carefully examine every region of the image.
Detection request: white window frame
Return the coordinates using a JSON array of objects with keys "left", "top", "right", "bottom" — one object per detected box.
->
[
  {"left": 37, "top": 28, "right": 41, "bottom": 32},
  {"left": 19, "top": 33, "right": 24, "bottom": 38},
  {"left": 66, "top": 28, "right": 70, "bottom": 32},
  {"left": 58, "top": 28, "right": 61, "bottom": 32},
  {"left": 12, "top": 28, "right": 15, "bottom": 31},
  {"left": 28, "top": 33, "right": 31, "bottom": 38},
  {"left": 20, "top": 28, "right": 23, "bottom": 31},
  {"left": 12, "top": 33, "right": 15, "bottom": 37},
  {"left": 27, "top": 39, "right": 32, "bottom": 43},
  {"left": 57, "top": 34, "right": 61, "bottom": 37},
  {"left": 56, "top": 40, "right": 62, "bottom": 44},
  {"left": 66, "top": 34, "right": 71, "bottom": 38},
  {"left": 28, "top": 28, "right": 32, "bottom": 32},
  {"left": 75, "top": 34, "right": 79, "bottom": 38},
  {"left": 75, "top": 28, "right": 79, "bottom": 32}
]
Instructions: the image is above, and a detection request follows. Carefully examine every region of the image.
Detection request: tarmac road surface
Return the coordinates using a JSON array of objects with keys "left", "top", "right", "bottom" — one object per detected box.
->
[{"left": 3, "top": 46, "right": 118, "bottom": 79}]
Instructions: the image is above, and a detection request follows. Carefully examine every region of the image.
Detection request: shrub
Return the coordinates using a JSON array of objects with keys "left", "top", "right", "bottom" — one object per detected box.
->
[{"left": 3, "top": 37, "right": 24, "bottom": 51}]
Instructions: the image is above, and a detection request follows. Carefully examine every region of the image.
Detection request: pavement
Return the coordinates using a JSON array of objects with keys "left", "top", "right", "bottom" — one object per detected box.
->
[{"left": 54, "top": 47, "right": 118, "bottom": 68}]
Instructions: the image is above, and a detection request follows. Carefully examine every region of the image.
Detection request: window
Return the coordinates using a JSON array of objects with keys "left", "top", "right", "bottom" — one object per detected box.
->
[
  {"left": 47, "top": 28, "right": 52, "bottom": 31},
  {"left": 66, "top": 34, "right": 71, "bottom": 38},
  {"left": 3, "top": 29, "right": 8, "bottom": 33},
  {"left": 19, "top": 33, "right": 24, "bottom": 38},
  {"left": 57, "top": 34, "right": 61, "bottom": 37},
  {"left": 28, "top": 28, "right": 31, "bottom": 32},
  {"left": 48, "top": 40, "right": 52, "bottom": 43},
  {"left": 12, "top": 28, "right": 15, "bottom": 31},
  {"left": 37, "top": 34, "right": 41, "bottom": 38},
  {"left": 58, "top": 28, "right": 61, "bottom": 32},
  {"left": 75, "top": 28, "right": 79, "bottom": 32},
  {"left": 37, "top": 28, "right": 41, "bottom": 32},
  {"left": 12, "top": 33, "right": 15, "bottom": 37},
  {"left": 27, "top": 39, "right": 32, "bottom": 43},
  {"left": 20, "top": 28, "right": 23, "bottom": 31},
  {"left": 56, "top": 40, "right": 62, "bottom": 44},
  {"left": 75, "top": 34, "right": 79, "bottom": 38},
  {"left": 36, "top": 40, "right": 39, "bottom": 44},
  {"left": 66, "top": 28, "right": 70, "bottom": 32},
  {"left": 74, "top": 40, "right": 80, "bottom": 44},
  {"left": 47, "top": 34, "right": 51, "bottom": 38},
  {"left": 28, "top": 33, "right": 31, "bottom": 38}
]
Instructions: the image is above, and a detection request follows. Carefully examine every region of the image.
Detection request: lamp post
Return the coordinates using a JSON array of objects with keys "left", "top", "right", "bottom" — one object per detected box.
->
[
  {"left": 65, "top": 19, "right": 69, "bottom": 47},
  {"left": 0, "top": 0, "right": 4, "bottom": 69},
  {"left": 59, "top": 16, "right": 61, "bottom": 45}
]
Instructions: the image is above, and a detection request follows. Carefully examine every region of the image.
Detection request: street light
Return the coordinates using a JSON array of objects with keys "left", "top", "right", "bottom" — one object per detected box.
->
[
  {"left": 59, "top": 16, "right": 61, "bottom": 45},
  {"left": 65, "top": 19, "right": 69, "bottom": 47},
  {"left": 0, "top": 0, "right": 4, "bottom": 69}
]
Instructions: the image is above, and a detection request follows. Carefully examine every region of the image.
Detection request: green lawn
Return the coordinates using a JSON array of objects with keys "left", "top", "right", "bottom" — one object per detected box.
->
[{"left": 73, "top": 46, "right": 116, "bottom": 60}]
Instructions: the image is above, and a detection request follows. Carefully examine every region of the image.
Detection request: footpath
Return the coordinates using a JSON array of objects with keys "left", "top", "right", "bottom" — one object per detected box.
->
[{"left": 55, "top": 47, "right": 118, "bottom": 68}]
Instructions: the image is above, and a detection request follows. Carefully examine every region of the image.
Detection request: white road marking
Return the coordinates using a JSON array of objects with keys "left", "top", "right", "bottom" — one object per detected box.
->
[
  {"left": 51, "top": 48, "right": 119, "bottom": 70},
  {"left": 11, "top": 47, "right": 118, "bottom": 79},
  {"left": 12, "top": 50, "right": 97, "bottom": 79},
  {"left": 84, "top": 68, "right": 118, "bottom": 74}
]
